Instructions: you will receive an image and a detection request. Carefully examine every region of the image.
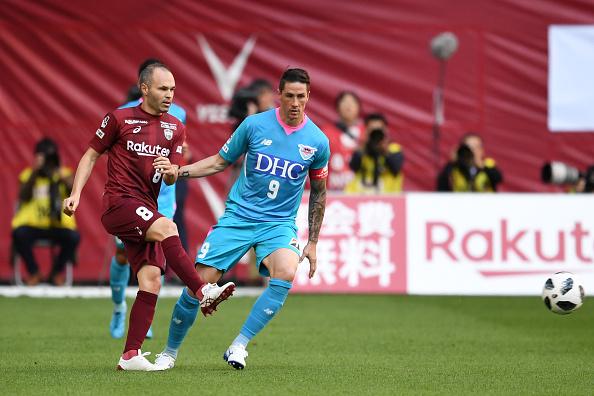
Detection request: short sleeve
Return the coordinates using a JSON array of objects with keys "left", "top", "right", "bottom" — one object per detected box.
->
[
  {"left": 311, "top": 138, "right": 330, "bottom": 170},
  {"left": 169, "top": 124, "right": 186, "bottom": 165},
  {"left": 89, "top": 113, "right": 119, "bottom": 153},
  {"left": 219, "top": 118, "right": 250, "bottom": 163},
  {"left": 309, "top": 138, "right": 330, "bottom": 180}
]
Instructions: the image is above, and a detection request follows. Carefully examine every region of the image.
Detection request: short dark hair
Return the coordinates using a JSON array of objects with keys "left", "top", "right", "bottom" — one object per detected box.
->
[
  {"left": 138, "top": 58, "right": 163, "bottom": 77},
  {"left": 279, "top": 68, "right": 310, "bottom": 91},
  {"left": 364, "top": 112, "right": 388, "bottom": 126},
  {"left": 335, "top": 90, "right": 361, "bottom": 110},
  {"left": 138, "top": 62, "right": 170, "bottom": 87}
]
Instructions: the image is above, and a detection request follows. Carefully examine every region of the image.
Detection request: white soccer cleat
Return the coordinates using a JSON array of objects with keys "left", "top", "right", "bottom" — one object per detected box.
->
[
  {"left": 116, "top": 350, "right": 158, "bottom": 371},
  {"left": 200, "top": 282, "right": 235, "bottom": 316},
  {"left": 223, "top": 344, "right": 248, "bottom": 370},
  {"left": 154, "top": 352, "right": 176, "bottom": 370}
]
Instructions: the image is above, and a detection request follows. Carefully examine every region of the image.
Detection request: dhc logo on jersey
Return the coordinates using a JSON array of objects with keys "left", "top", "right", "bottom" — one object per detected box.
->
[{"left": 254, "top": 153, "right": 305, "bottom": 180}]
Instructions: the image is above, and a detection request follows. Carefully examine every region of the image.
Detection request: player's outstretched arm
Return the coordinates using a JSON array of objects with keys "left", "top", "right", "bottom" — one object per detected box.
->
[
  {"left": 63, "top": 147, "right": 101, "bottom": 216},
  {"left": 178, "top": 153, "right": 230, "bottom": 178},
  {"left": 300, "top": 178, "right": 327, "bottom": 278}
]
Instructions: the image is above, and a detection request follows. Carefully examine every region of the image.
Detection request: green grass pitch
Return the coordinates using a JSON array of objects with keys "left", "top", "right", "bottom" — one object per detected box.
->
[{"left": 1, "top": 294, "right": 593, "bottom": 395}]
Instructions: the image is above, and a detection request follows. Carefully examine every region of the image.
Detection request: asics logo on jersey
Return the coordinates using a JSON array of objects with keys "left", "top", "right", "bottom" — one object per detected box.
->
[
  {"left": 260, "top": 139, "right": 272, "bottom": 146},
  {"left": 264, "top": 308, "right": 274, "bottom": 316},
  {"left": 126, "top": 141, "right": 171, "bottom": 157},
  {"left": 254, "top": 153, "right": 305, "bottom": 180}
]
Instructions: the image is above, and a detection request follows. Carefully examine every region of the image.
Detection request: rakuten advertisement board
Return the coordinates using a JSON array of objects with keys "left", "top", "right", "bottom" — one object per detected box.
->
[
  {"left": 407, "top": 193, "right": 594, "bottom": 295},
  {"left": 292, "top": 196, "right": 407, "bottom": 293}
]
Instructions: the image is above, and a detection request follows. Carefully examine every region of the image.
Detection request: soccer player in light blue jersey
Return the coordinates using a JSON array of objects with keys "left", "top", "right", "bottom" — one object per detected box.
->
[
  {"left": 154, "top": 68, "right": 329, "bottom": 370},
  {"left": 108, "top": 58, "right": 188, "bottom": 340}
]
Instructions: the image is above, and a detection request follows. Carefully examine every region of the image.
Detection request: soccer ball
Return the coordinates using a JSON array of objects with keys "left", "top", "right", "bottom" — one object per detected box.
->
[{"left": 542, "top": 272, "right": 585, "bottom": 314}]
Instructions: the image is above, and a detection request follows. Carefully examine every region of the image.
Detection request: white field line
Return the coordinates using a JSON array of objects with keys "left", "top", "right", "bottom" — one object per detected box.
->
[{"left": 0, "top": 286, "right": 263, "bottom": 298}]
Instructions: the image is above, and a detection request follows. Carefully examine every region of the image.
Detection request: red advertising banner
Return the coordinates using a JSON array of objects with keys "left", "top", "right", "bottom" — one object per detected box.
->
[
  {"left": 2, "top": 1, "right": 594, "bottom": 282},
  {"left": 293, "top": 196, "right": 407, "bottom": 293}
]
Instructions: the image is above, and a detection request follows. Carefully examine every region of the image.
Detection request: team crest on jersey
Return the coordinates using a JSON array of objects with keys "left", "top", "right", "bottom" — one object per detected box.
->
[
  {"left": 298, "top": 144, "right": 317, "bottom": 160},
  {"left": 164, "top": 128, "right": 173, "bottom": 140}
]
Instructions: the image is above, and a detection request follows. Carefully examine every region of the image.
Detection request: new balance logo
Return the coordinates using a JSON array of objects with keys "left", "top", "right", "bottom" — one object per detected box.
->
[
  {"left": 260, "top": 139, "right": 272, "bottom": 146},
  {"left": 264, "top": 308, "right": 274, "bottom": 316}
]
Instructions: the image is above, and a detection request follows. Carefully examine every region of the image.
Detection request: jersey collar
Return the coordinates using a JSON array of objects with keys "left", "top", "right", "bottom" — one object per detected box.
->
[{"left": 275, "top": 107, "right": 308, "bottom": 135}]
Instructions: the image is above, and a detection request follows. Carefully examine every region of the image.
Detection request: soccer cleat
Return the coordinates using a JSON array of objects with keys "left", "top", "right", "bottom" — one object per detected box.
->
[
  {"left": 200, "top": 282, "right": 236, "bottom": 316},
  {"left": 146, "top": 326, "right": 153, "bottom": 339},
  {"left": 154, "top": 352, "right": 176, "bottom": 370},
  {"left": 116, "top": 349, "right": 158, "bottom": 371},
  {"left": 223, "top": 345, "right": 248, "bottom": 370},
  {"left": 110, "top": 303, "right": 127, "bottom": 339}
]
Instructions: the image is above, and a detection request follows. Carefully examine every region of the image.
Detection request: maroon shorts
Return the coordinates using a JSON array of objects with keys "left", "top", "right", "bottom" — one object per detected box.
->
[{"left": 101, "top": 197, "right": 165, "bottom": 274}]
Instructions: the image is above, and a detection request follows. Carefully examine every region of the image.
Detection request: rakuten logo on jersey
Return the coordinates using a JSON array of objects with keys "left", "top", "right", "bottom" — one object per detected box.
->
[
  {"left": 254, "top": 153, "right": 304, "bottom": 180},
  {"left": 126, "top": 140, "right": 170, "bottom": 157}
]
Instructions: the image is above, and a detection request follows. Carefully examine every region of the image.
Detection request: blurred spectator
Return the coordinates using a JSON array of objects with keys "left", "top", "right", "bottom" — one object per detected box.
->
[
  {"left": 250, "top": 78, "right": 275, "bottom": 112},
  {"left": 323, "top": 91, "right": 365, "bottom": 191},
  {"left": 228, "top": 78, "right": 275, "bottom": 131},
  {"left": 345, "top": 113, "right": 404, "bottom": 193},
  {"left": 11, "top": 138, "right": 80, "bottom": 285},
  {"left": 437, "top": 132, "right": 503, "bottom": 192}
]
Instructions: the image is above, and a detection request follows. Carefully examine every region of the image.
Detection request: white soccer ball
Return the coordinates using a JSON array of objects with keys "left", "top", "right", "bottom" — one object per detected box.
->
[{"left": 542, "top": 272, "right": 585, "bottom": 314}]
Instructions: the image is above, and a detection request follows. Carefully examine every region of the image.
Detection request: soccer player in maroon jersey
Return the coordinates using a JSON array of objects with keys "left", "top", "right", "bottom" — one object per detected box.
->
[{"left": 63, "top": 63, "right": 235, "bottom": 371}]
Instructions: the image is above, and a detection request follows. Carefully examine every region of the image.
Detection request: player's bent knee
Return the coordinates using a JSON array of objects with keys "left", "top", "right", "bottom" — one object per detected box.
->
[
  {"left": 270, "top": 266, "right": 297, "bottom": 282},
  {"left": 146, "top": 218, "right": 179, "bottom": 241},
  {"left": 137, "top": 265, "right": 162, "bottom": 294}
]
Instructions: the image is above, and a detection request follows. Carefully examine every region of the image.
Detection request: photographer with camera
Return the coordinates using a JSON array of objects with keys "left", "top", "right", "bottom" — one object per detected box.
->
[
  {"left": 541, "top": 161, "right": 594, "bottom": 193},
  {"left": 11, "top": 137, "right": 80, "bottom": 285},
  {"left": 345, "top": 113, "right": 404, "bottom": 193},
  {"left": 437, "top": 132, "right": 502, "bottom": 192}
]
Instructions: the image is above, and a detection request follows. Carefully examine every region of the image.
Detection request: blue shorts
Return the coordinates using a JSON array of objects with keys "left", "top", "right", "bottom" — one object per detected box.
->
[{"left": 195, "top": 215, "right": 300, "bottom": 277}]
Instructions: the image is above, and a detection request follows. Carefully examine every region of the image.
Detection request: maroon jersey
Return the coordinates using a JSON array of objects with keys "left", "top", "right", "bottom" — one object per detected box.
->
[{"left": 89, "top": 105, "right": 185, "bottom": 209}]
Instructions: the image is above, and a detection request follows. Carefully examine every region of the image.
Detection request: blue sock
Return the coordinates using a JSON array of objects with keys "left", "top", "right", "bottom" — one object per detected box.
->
[
  {"left": 109, "top": 257, "right": 129, "bottom": 308},
  {"left": 234, "top": 278, "right": 292, "bottom": 348},
  {"left": 164, "top": 288, "right": 199, "bottom": 359}
]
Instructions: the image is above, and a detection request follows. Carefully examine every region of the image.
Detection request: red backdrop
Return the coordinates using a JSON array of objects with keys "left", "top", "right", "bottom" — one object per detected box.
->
[{"left": 1, "top": 0, "right": 594, "bottom": 281}]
